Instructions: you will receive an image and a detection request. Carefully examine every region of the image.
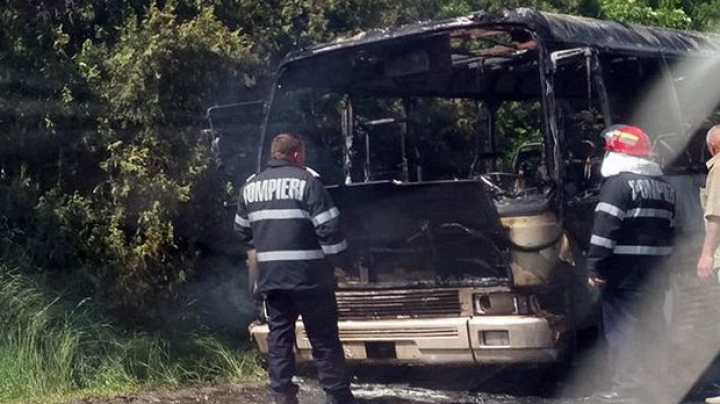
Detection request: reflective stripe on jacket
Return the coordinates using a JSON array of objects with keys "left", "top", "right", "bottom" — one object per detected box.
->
[
  {"left": 586, "top": 172, "right": 676, "bottom": 279},
  {"left": 234, "top": 159, "right": 349, "bottom": 294}
]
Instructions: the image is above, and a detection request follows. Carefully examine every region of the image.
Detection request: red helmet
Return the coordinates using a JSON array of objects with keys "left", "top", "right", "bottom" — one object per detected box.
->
[{"left": 601, "top": 124, "right": 652, "bottom": 157}]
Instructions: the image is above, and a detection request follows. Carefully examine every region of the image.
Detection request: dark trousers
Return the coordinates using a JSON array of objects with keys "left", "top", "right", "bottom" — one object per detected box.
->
[
  {"left": 265, "top": 290, "right": 353, "bottom": 403},
  {"left": 602, "top": 269, "right": 668, "bottom": 397}
]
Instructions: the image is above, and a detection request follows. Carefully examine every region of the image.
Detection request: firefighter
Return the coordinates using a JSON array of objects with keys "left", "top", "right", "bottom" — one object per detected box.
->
[
  {"left": 586, "top": 124, "right": 676, "bottom": 402},
  {"left": 234, "top": 133, "right": 355, "bottom": 404}
]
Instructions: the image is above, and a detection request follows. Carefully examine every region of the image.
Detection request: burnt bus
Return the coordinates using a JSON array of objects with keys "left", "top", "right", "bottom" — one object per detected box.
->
[{"left": 209, "top": 8, "right": 720, "bottom": 366}]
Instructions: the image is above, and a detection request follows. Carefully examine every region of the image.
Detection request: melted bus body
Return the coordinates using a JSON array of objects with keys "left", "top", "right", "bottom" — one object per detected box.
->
[{"left": 210, "top": 8, "right": 720, "bottom": 366}]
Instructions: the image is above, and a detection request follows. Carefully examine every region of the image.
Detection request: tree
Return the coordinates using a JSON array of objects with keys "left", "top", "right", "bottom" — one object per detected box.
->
[
  {"left": 2, "top": 0, "right": 716, "bottom": 329},
  {"left": 597, "top": 0, "right": 691, "bottom": 29},
  {"left": 72, "top": 3, "right": 258, "bottom": 322}
]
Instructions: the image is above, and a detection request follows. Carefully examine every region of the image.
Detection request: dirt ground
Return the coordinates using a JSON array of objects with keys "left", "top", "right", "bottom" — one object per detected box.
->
[
  {"left": 64, "top": 381, "right": 565, "bottom": 404},
  {"left": 64, "top": 383, "right": 272, "bottom": 404},
  {"left": 64, "top": 356, "right": 720, "bottom": 404},
  {"left": 63, "top": 379, "right": 716, "bottom": 404}
]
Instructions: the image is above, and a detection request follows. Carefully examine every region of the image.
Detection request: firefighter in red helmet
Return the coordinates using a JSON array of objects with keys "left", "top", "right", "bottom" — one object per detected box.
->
[
  {"left": 587, "top": 125, "right": 676, "bottom": 402},
  {"left": 601, "top": 125, "right": 653, "bottom": 157}
]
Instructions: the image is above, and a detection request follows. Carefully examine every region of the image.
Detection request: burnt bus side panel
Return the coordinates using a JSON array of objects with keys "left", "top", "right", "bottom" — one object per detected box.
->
[{"left": 664, "top": 174, "right": 720, "bottom": 388}]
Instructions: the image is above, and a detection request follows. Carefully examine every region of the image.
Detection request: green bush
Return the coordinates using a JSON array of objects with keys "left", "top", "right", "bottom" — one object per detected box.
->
[
  {"left": 69, "top": 3, "right": 260, "bottom": 324},
  {"left": 0, "top": 265, "right": 262, "bottom": 404}
]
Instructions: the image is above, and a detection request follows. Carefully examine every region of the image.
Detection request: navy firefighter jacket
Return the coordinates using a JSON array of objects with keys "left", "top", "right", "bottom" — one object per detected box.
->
[
  {"left": 586, "top": 172, "right": 676, "bottom": 284},
  {"left": 234, "top": 159, "right": 349, "bottom": 294}
]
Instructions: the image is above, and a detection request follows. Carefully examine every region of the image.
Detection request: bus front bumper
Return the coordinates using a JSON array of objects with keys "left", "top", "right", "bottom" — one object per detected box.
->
[{"left": 249, "top": 316, "right": 561, "bottom": 365}]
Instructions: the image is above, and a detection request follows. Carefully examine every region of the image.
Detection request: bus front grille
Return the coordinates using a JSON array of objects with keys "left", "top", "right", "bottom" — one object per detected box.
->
[{"left": 336, "top": 289, "right": 461, "bottom": 320}]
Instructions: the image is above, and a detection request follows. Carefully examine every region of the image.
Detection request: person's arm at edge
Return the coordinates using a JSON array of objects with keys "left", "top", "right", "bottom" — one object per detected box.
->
[{"left": 698, "top": 216, "right": 720, "bottom": 279}]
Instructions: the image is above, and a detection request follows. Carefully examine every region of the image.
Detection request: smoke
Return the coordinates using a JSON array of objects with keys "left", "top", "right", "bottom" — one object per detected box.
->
[
  {"left": 557, "top": 50, "right": 720, "bottom": 403},
  {"left": 633, "top": 51, "right": 720, "bottom": 164},
  {"left": 625, "top": 49, "right": 720, "bottom": 403},
  {"left": 183, "top": 252, "right": 259, "bottom": 337}
]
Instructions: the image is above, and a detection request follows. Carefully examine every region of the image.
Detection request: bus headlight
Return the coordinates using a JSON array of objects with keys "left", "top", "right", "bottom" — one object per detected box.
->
[{"left": 473, "top": 293, "right": 533, "bottom": 315}]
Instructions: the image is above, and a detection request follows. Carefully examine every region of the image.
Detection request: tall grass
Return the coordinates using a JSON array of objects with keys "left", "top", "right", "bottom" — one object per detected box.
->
[{"left": 0, "top": 267, "right": 262, "bottom": 404}]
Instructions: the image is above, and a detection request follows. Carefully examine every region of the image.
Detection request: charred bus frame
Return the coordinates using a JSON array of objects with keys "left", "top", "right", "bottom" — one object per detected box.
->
[{"left": 210, "top": 8, "right": 720, "bottom": 366}]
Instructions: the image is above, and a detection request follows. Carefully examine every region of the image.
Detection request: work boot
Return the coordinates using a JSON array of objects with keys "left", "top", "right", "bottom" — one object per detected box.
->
[
  {"left": 591, "top": 390, "right": 641, "bottom": 404},
  {"left": 272, "top": 392, "right": 299, "bottom": 404},
  {"left": 271, "top": 384, "right": 300, "bottom": 404},
  {"left": 325, "top": 388, "right": 355, "bottom": 404}
]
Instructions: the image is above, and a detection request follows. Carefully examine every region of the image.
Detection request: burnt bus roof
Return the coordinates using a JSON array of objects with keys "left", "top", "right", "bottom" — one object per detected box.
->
[{"left": 280, "top": 7, "right": 720, "bottom": 68}]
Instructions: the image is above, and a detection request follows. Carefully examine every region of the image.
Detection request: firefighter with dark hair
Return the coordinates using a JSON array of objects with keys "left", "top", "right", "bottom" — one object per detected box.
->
[
  {"left": 234, "top": 133, "right": 355, "bottom": 404},
  {"left": 586, "top": 125, "right": 676, "bottom": 402}
]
